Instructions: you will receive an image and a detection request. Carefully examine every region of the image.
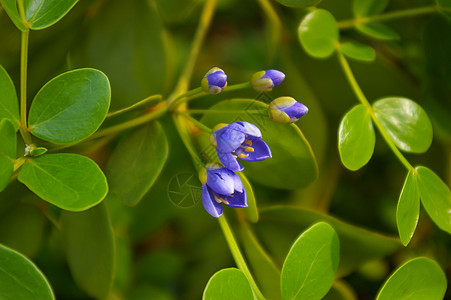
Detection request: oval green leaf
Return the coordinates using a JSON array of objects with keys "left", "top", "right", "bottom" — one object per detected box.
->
[
  {"left": 62, "top": 202, "right": 115, "bottom": 300},
  {"left": 107, "top": 122, "right": 168, "bottom": 206},
  {"left": 376, "top": 257, "right": 447, "bottom": 300},
  {"left": 259, "top": 206, "right": 401, "bottom": 275},
  {"left": 338, "top": 104, "right": 375, "bottom": 171},
  {"left": 353, "top": 0, "right": 390, "bottom": 17},
  {"left": 24, "top": 0, "right": 79, "bottom": 30},
  {"left": 373, "top": 97, "right": 433, "bottom": 153},
  {"left": 281, "top": 222, "right": 339, "bottom": 300},
  {"left": 274, "top": 0, "right": 322, "bottom": 7},
  {"left": 339, "top": 42, "right": 376, "bottom": 62},
  {"left": 415, "top": 166, "right": 451, "bottom": 234},
  {"left": 0, "top": 64, "right": 19, "bottom": 130},
  {"left": 200, "top": 99, "right": 318, "bottom": 189},
  {"left": 0, "top": 0, "right": 27, "bottom": 31},
  {"left": 28, "top": 68, "right": 111, "bottom": 144},
  {"left": 298, "top": 9, "right": 339, "bottom": 58},
  {"left": 202, "top": 268, "right": 253, "bottom": 300},
  {"left": 356, "top": 23, "right": 400, "bottom": 40},
  {"left": 0, "top": 119, "right": 16, "bottom": 192},
  {"left": 0, "top": 244, "right": 54, "bottom": 299},
  {"left": 396, "top": 170, "right": 420, "bottom": 246},
  {"left": 18, "top": 153, "right": 108, "bottom": 211}
]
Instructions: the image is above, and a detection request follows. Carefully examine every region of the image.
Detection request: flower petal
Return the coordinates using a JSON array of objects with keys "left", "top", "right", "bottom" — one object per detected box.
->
[
  {"left": 218, "top": 152, "right": 244, "bottom": 172},
  {"left": 236, "top": 138, "right": 272, "bottom": 161},
  {"left": 281, "top": 101, "right": 308, "bottom": 122},
  {"left": 232, "top": 172, "right": 244, "bottom": 193},
  {"left": 202, "top": 185, "right": 223, "bottom": 218},
  {"left": 228, "top": 121, "right": 262, "bottom": 138},
  {"left": 224, "top": 189, "right": 247, "bottom": 208},
  {"left": 215, "top": 126, "right": 245, "bottom": 153},
  {"left": 206, "top": 166, "right": 235, "bottom": 195}
]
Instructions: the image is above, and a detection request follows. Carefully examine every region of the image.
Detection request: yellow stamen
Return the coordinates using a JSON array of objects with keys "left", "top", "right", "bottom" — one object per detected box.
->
[
  {"left": 233, "top": 154, "right": 238, "bottom": 158},
  {"left": 214, "top": 195, "right": 229, "bottom": 205},
  {"left": 238, "top": 153, "right": 249, "bottom": 158},
  {"left": 245, "top": 147, "right": 254, "bottom": 152},
  {"left": 244, "top": 139, "right": 252, "bottom": 145}
]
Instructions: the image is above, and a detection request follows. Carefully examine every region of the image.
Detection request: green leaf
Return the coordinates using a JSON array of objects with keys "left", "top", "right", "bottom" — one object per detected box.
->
[
  {"left": 353, "top": 0, "right": 390, "bottom": 17},
  {"left": 415, "top": 166, "right": 451, "bottom": 234},
  {"left": 0, "top": 0, "right": 27, "bottom": 31},
  {"left": 0, "top": 64, "right": 19, "bottom": 130},
  {"left": 259, "top": 206, "right": 401, "bottom": 275},
  {"left": 23, "top": 0, "right": 79, "bottom": 30},
  {"left": 28, "top": 68, "right": 111, "bottom": 144},
  {"left": 0, "top": 119, "right": 16, "bottom": 192},
  {"left": 274, "top": 0, "right": 322, "bottom": 8},
  {"left": 298, "top": 9, "right": 339, "bottom": 58},
  {"left": 356, "top": 23, "right": 400, "bottom": 40},
  {"left": 376, "top": 257, "right": 447, "bottom": 300},
  {"left": 339, "top": 42, "right": 376, "bottom": 62},
  {"left": 62, "top": 202, "right": 115, "bottom": 300},
  {"left": 18, "top": 153, "right": 108, "bottom": 211},
  {"left": 0, "top": 244, "right": 54, "bottom": 299},
  {"left": 107, "top": 122, "right": 168, "bottom": 206},
  {"left": 241, "top": 224, "right": 281, "bottom": 300},
  {"left": 200, "top": 99, "right": 318, "bottom": 189},
  {"left": 396, "top": 170, "right": 420, "bottom": 246},
  {"left": 281, "top": 222, "right": 339, "bottom": 300},
  {"left": 338, "top": 104, "right": 375, "bottom": 171},
  {"left": 238, "top": 172, "right": 259, "bottom": 223},
  {"left": 373, "top": 97, "right": 433, "bottom": 153},
  {"left": 202, "top": 268, "right": 253, "bottom": 300}
]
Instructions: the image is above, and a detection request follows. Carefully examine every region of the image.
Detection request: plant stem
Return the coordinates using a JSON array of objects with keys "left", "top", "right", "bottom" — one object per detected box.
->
[
  {"left": 224, "top": 82, "right": 252, "bottom": 92},
  {"left": 186, "top": 109, "right": 267, "bottom": 115},
  {"left": 337, "top": 5, "right": 444, "bottom": 29},
  {"left": 18, "top": 30, "right": 33, "bottom": 145},
  {"left": 106, "top": 94, "right": 162, "bottom": 118},
  {"left": 218, "top": 215, "right": 266, "bottom": 300},
  {"left": 337, "top": 52, "right": 413, "bottom": 171},
  {"left": 178, "top": 112, "right": 212, "bottom": 133},
  {"left": 172, "top": 115, "right": 204, "bottom": 171},
  {"left": 167, "top": 0, "right": 217, "bottom": 105},
  {"left": 168, "top": 87, "right": 203, "bottom": 110},
  {"left": 13, "top": 157, "right": 26, "bottom": 172}
]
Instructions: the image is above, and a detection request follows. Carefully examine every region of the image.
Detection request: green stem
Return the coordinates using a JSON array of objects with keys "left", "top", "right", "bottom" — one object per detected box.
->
[
  {"left": 187, "top": 109, "right": 267, "bottom": 115},
  {"left": 218, "top": 215, "right": 266, "bottom": 300},
  {"left": 168, "top": 87, "right": 203, "bottom": 110},
  {"left": 13, "top": 157, "right": 26, "bottom": 172},
  {"left": 172, "top": 115, "right": 205, "bottom": 171},
  {"left": 337, "top": 51, "right": 413, "bottom": 171},
  {"left": 18, "top": 30, "right": 32, "bottom": 145},
  {"left": 167, "top": 0, "right": 217, "bottom": 104},
  {"left": 224, "top": 82, "right": 252, "bottom": 92},
  {"left": 338, "top": 5, "right": 443, "bottom": 29},
  {"left": 178, "top": 112, "right": 212, "bottom": 133},
  {"left": 106, "top": 94, "right": 162, "bottom": 118}
]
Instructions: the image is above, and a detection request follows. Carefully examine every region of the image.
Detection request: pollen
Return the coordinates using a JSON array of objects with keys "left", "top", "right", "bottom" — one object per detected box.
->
[
  {"left": 244, "top": 139, "right": 252, "bottom": 145},
  {"left": 215, "top": 195, "right": 229, "bottom": 205},
  {"left": 238, "top": 153, "right": 249, "bottom": 158},
  {"left": 245, "top": 147, "right": 254, "bottom": 152}
]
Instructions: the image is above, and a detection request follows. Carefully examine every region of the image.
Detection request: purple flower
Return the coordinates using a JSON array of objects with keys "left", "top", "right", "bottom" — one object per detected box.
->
[
  {"left": 200, "top": 164, "right": 247, "bottom": 218},
  {"left": 211, "top": 122, "right": 271, "bottom": 172},
  {"left": 201, "top": 67, "right": 227, "bottom": 94},
  {"left": 251, "top": 69, "right": 285, "bottom": 92},
  {"left": 268, "top": 97, "right": 308, "bottom": 123}
]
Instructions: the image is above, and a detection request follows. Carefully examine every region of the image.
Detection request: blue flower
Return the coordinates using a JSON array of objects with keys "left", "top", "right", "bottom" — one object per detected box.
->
[
  {"left": 211, "top": 121, "right": 272, "bottom": 172},
  {"left": 200, "top": 164, "right": 247, "bottom": 218},
  {"left": 201, "top": 67, "right": 227, "bottom": 94},
  {"left": 251, "top": 69, "right": 285, "bottom": 92},
  {"left": 268, "top": 97, "right": 308, "bottom": 123}
]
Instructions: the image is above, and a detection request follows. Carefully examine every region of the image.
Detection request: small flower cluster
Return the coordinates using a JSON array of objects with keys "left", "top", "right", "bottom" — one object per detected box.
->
[{"left": 200, "top": 68, "right": 309, "bottom": 217}]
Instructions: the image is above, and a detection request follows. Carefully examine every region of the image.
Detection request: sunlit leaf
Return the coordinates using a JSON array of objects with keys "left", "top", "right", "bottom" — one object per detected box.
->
[
  {"left": 373, "top": 97, "right": 433, "bottom": 153},
  {"left": 339, "top": 42, "right": 376, "bottom": 62},
  {"left": 201, "top": 99, "right": 318, "bottom": 189},
  {"left": 202, "top": 268, "right": 253, "bottom": 300},
  {"left": 356, "top": 23, "right": 400, "bottom": 40},
  {"left": 274, "top": 0, "right": 322, "bottom": 8},
  {"left": 0, "top": 119, "right": 16, "bottom": 192},
  {"left": 0, "top": 244, "right": 54, "bottom": 299},
  {"left": 281, "top": 222, "right": 339, "bottom": 300},
  {"left": 18, "top": 153, "right": 108, "bottom": 211},
  {"left": 62, "top": 202, "right": 115, "bottom": 300},
  {"left": 376, "top": 257, "right": 447, "bottom": 300},
  {"left": 396, "top": 170, "right": 419, "bottom": 246},
  {"left": 23, "top": 0, "right": 79, "bottom": 30},
  {"left": 107, "top": 122, "right": 168, "bottom": 206},
  {"left": 339, "top": 104, "right": 375, "bottom": 171},
  {"left": 415, "top": 166, "right": 451, "bottom": 234},
  {"left": 298, "top": 9, "right": 339, "bottom": 58},
  {"left": 28, "top": 68, "right": 110, "bottom": 144},
  {"left": 0, "top": 64, "right": 19, "bottom": 130}
]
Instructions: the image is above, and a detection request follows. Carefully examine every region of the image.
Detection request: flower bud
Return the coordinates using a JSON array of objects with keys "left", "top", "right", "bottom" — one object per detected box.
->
[
  {"left": 268, "top": 97, "right": 308, "bottom": 123},
  {"left": 198, "top": 167, "right": 207, "bottom": 185},
  {"left": 251, "top": 69, "right": 285, "bottom": 92},
  {"left": 201, "top": 67, "right": 227, "bottom": 94}
]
